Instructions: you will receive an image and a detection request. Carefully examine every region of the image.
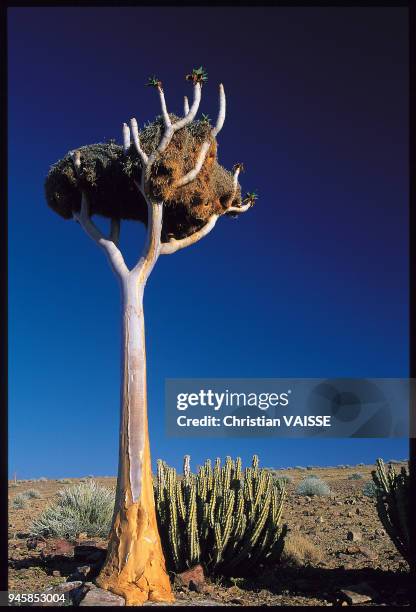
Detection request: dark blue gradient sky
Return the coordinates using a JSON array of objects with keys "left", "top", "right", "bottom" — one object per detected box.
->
[{"left": 8, "top": 6, "right": 409, "bottom": 478}]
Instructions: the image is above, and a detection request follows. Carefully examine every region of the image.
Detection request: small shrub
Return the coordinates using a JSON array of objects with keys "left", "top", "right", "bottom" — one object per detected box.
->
[
  {"left": 281, "top": 533, "right": 323, "bottom": 567},
  {"left": 25, "top": 489, "right": 41, "bottom": 499},
  {"left": 296, "top": 476, "right": 330, "bottom": 496},
  {"left": 362, "top": 480, "right": 378, "bottom": 498},
  {"left": 357, "top": 463, "right": 365, "bottom": 467},
  {"left": 294, "top": 466, "right": 306, "bottom": 471},
  {"left": 30, "top": 480, "right": 115, "bottom": 539},
  {"left": 57, "top": 479, "right": 71, "bottom": 484},
  {"left": 348, "top": 473, "right": 364, "bottom": 480},
  {"left": 306, "top": 466, "right": 314, "bottom": 471},
  {"left": 12, "top": 494, "right": 28, "bottom": 509}
]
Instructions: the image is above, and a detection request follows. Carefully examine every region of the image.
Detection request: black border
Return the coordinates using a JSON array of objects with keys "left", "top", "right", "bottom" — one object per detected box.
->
[
  {"left": 1, "top": 0, "right": 8, "bottom": 596},
  {"left": 1, "top": 0, "right": 415, "bottom": 596},
  {"left": 408, "top": 0, "right": 416, "bottom": 585}
]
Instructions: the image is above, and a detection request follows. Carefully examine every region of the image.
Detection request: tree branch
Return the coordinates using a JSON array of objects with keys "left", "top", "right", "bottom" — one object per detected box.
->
[
  {"left": 212, "top": 83, "right": 226, "bottom": 138},
  {"left": 148, "top": 83, "right": 202, "bottom": 165},
  {"left": 73, "top": 193, "right": 129, "bottom": 278},
  {"left": 71, "top": 151, "right": 128, "bottom": 278},
  {"left": 157, "top": 86, "right": 171, "bottom": 128},
  {"left": 130, "top": 118, "right": 149, "bottom": 166},
  {"left": 184, "top": 96, "right": 189, "bottom": 115},
  {"left": 132, "top": 195, "right": 163, "bottom": 281},
  {"left": 122, "top": 123, "right": 131, "bottom": 153},
  {"left": 160, "top": 214, "right": 219, "bottom": 255},
  {"left": 175, "top": 84, "right": 226, "bottom": 187},
  {"left": 224, "top": 201, "right": 252, "bottom": 214},
  {"left": 223, "top": 164, "right": 242, "bottom": 209},
  {"left": 173, "top": 83, "right": 201, "bottom": 131}
]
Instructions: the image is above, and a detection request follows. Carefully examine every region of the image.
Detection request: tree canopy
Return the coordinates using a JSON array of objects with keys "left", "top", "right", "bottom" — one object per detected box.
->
[{"left": 45, "top": 115, "right": 242, "bottom": 241}]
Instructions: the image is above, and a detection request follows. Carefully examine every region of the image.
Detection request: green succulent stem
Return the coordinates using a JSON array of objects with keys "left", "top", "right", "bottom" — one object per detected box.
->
[
  {"left": 154, "top": 455, "right": 286, "bottom": 576},
  {"left": 371, "top": 458, "right": 409, "bottom": 564}
]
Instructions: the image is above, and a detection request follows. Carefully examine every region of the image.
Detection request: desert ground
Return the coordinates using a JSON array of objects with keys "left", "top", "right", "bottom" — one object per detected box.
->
[{"left": 8, "top": 463, "right": 410, "bottom": 606}]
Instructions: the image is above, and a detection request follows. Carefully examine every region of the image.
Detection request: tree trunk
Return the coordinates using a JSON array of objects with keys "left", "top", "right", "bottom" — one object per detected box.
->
[{"left": 96, "top": 274, "right": 173, "bottom": 605}]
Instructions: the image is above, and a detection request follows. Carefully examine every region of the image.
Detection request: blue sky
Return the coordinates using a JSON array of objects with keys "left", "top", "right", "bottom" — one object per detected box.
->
[{"left": 8, "top": 7, "right": 409, "bottom": 478}]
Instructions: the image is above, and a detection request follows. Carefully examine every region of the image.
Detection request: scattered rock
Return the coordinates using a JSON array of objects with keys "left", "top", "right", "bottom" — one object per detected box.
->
[
  {"left": 83, "top": 582, "right": 98, "bottom": 590},
  {"left": 27, "top": 536, "right": 47, "bottom": 551},
  {"left": 67, "top": 563, "right": 98, "bottom": 582},
  {"left": 40, "top": 538, "right": 75, "bottom": 559},
  {"left": 37, "top": 581, "right": 83, "bottom": 606},
  {"left": 359, "top": 546, "right": 378, "bottom": 560},
  {"left": 174, "top": 564, "right": 205, "bottom": 590},
  {"left": 339, "top": 582, "right": 377, "bottom": 605},
  {"left": 345, "top": 546, "right": 361, "bottom": 555},
  {"left": 346, "top": 530, "right": 362, "bottom": 542},
  {"left": 79, "top": 587, "right": 125, "bottom": 606},
  {"left": 78, "top": 564, "right": 93, "bottom": 576},
  {"left": 44, "top": 581, "right": 83, "bottom": 593}
]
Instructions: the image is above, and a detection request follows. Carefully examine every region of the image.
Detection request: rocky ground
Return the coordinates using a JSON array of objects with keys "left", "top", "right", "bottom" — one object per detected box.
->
[{"left": 8, "top": 464, "right": 410, "bottom": 606}]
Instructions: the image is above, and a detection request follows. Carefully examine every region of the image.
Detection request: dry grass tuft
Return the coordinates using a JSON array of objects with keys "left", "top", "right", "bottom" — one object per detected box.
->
[{"left": 281, "top": 533, "right": 323, "bottom": 568}]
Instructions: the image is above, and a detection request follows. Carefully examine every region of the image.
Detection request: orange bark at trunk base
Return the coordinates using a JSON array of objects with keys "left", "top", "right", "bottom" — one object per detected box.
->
[{"left": 95, "top": 433, "right": 174, "bottom": 606}]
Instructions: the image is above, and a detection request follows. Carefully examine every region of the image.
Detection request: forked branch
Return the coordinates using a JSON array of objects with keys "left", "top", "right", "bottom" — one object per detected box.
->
[
  {"left": 130, "top": 119, "right": 149, "bottom": 167},
  {"left": 129, "top": 81, "right": 202, "bottom": 179},
  {"left": 160, "top": 164, "right": 250, "bottom": 255},
  {"left": 175, "top": 84, "right": 226, "bottom": 187},
  {"left": 71, "top": 151, "right": 128, "bottom": 278},
  {"left": 160, "top": 214, "right": 219, "bottom": 255},
  {"left": 122, "top": 72, "right": 253, "bottom": 260}
]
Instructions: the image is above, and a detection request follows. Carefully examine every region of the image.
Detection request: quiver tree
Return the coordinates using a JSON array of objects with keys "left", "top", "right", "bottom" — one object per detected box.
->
[{"left": 45, "top": 68, "right": 255, "bottom": 605}]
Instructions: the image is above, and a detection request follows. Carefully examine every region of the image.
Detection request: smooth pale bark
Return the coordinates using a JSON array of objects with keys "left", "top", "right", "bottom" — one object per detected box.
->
[
  {"left": 73, "top": 78, "right": 250, "bottom": 604},
  {"left": 96, "top": 273, "right": 173, "bottom": 605}
]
